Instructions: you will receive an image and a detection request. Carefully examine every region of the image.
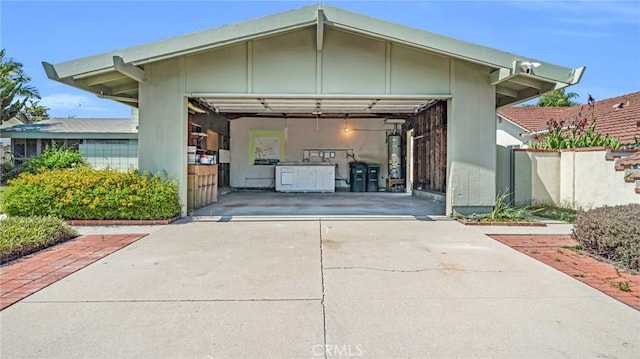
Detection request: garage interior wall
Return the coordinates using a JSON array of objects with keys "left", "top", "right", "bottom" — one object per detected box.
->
[
  {"left": 404, "top": 101, "right": 447, "bottom": 194},
  {"left": 230, "top": 117, "right": 394, "bottom": 189}
]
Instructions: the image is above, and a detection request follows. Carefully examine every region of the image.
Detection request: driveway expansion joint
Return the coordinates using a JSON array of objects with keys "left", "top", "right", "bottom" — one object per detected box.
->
[
  {"left": 319, "top": 219, "right": 328, "bottom": 359},
  {"left": 22, "top": 298, "right": 323, "bottom": 303},
  {"left": 324, "top": 266, "right": 508, "bottom": 273}
]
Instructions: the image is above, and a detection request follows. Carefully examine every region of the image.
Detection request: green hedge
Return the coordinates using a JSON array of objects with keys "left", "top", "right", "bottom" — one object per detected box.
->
[
  {"left": 1, "top": 167, "right": 181, "bottom": 220},
  {"left": 572, "top": 204, "right": 640, "bottom": 271},
  {"left": 0, "top": 216, "right": 78, "bottom": 264},
  {"left": 22, "top": 144, "right": 87, "bottom": 174}
]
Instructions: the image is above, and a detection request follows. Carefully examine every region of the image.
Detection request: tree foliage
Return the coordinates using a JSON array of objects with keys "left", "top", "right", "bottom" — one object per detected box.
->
[
  {"left": 21, "top": 99, "right": 50, "bottom": 123},
  {"left": 536, "top": 88, "right": 579, "bottom": 107},
  {"left": 0, "top": 49, "right": 42, "bottom": 124}
]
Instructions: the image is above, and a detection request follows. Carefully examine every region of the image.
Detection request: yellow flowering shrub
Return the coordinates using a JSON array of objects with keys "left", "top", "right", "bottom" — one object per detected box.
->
[{"left": 2, "top": 168, "right": 181, "bottom": 220}]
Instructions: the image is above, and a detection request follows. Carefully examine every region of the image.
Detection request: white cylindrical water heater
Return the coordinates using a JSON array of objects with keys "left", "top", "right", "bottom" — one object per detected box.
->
[{"left": 388, "top": 134, "right": 402, "bottom": 179}]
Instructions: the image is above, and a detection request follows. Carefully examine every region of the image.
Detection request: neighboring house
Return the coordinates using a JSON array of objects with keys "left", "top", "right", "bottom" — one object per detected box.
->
[
  {"left": 497, "top": 91, "right": 640, "bottom": 148},
  {"left": 0, "top": 118, "right": 138, "bottom": 171},
  {"left": 39, "top": 4, "right": 585, "bottom": 216},
  {"left": 1, "top": 118, "right": 24, "bottom": 164},
  {"left": 496, "top": 92, "right": 640, "bottom": 207}
]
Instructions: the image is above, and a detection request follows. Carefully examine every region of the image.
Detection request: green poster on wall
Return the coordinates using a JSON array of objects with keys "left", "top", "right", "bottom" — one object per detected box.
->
[{"left": 249, "top": 130, "right": 285, "bottom": 165}]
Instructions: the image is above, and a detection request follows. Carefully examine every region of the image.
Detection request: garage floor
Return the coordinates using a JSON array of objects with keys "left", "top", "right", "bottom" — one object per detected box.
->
[{"left": 192, "top": 190, "right": 445, "bottom": 217}]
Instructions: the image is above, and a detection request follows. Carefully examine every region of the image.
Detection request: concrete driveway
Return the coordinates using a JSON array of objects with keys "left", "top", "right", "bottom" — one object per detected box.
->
[{"left": 1, "top": 218, "right": 638, "bottom": 358}]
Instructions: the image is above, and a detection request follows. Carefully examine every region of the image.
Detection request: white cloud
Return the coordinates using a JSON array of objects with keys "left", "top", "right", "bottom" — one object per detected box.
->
[
  {"left": 546, "top": 29, "right": 613, "bottom": 38},
  {"left": 507, "top": 1, "right": 640, "bottom": 25},
  {"left": 38, "top": 92, "right": 132, "bottom": 118},
  {"left": 39, "top": 93, "right": 110, "bottom": 117},
  {"left": 40, "top": 94, "right": 97, "bottom": 110}
]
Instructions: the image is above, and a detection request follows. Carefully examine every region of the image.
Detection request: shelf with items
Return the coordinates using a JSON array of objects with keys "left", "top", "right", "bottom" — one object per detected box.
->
[{"left": 187, "top": 164, "right": 218, "bottom": 211}]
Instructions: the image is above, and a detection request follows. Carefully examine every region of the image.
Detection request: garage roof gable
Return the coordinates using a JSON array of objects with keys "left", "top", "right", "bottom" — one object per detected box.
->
[{"left": 43, "top": 4, "right": 585, "bottom": 109}]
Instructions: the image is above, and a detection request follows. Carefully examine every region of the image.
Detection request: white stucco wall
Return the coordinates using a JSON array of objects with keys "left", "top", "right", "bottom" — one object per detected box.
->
[
  {"left": 560, "top": 150, "right": 638, "bottom": 209},
  {"left": 447, "top": 60, "right": 496, "bottom": 214},
  {"left": 514, "top": 150, "right": 561, "bottom": 206},
  {"left": 515, "top": 149, "right": 637, "bottom": 208},
  {"left": 230, "top": 117, "right": 391, "bottom": 189}
]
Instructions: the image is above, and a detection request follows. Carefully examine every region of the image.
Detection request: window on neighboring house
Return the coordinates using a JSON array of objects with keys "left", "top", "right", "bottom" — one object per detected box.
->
[
  {"left": 67, "top": 139, "right": 81, "bottom": 150},
  {"left": 12, "top": 139, "right": 37, "bottom": 165},
  {"left": 41, "top": 139, "right": 66, "bottom": 151}
]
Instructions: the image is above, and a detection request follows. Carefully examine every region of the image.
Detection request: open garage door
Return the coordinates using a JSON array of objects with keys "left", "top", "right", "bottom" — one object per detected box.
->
[{"left": 184, "top": 94, "right": 448, "bottom": 214}]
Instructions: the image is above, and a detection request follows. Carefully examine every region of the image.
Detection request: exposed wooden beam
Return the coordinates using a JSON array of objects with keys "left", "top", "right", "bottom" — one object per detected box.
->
[
  {"left": 89, "top": 84, "right": 113, "bottom": 96},
  {"left": 112, "top": 82, "right": 138, "bottom": 95},
  {"left": 508, "top": 76, "right": 545, "bottom": 90},
  {"left": 113, "top": 56, "right": 145, "bottom": 82},
  {"left": 316, "top": 8, "right": 325, "bottom": 51},
  {"left": 495, "top": 86, "right": 518, "bottom": 98},
  {"left": 96, "top": 93, "right": 138, "bottom": 103},
  {"left": 84, "top": 72, "right": 127, "bottom": 86}
]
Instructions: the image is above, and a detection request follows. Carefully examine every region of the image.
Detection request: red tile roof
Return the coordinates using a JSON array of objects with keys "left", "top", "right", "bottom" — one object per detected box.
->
[
  {"left": 619, "top": 151, "right": 640, "bottom": 167},
  {"left": 499, "top": 91, "right": 640, "bottom": 145}
]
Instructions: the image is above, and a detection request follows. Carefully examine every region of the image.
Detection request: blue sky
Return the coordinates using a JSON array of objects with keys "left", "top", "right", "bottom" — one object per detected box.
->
[{"left": 1, "top": 0, "right": 639, "bottom": 118}]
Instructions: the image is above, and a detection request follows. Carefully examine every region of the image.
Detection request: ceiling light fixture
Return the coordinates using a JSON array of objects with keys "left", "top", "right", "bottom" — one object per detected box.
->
[{"left": 187, "top": 102, "right": 207, "bottom": 114}]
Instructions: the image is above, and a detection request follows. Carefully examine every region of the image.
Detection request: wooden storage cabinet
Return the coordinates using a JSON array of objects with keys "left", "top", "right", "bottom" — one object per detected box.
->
[{"left": 187, "top": 164, "right": 218, "bottom": 211}]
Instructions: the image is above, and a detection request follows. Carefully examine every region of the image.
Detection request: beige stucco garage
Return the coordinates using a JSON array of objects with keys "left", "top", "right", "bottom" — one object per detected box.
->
[{"left": 42, "top": 4, "right": 584, "bottom": 216}]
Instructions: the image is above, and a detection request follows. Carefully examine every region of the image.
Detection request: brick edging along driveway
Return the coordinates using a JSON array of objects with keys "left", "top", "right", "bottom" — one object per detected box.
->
[
  {"left": 489, "top": 234, "right": 640, "bottom": 311},
  {"left": 0, "top": 234, "right": 147, "bottom": 311}
]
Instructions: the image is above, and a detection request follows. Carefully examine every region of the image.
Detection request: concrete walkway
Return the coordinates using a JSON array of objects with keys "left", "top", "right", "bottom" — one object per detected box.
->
[{"left": 1, "top": 218, "right": 638, "bottom": 358}]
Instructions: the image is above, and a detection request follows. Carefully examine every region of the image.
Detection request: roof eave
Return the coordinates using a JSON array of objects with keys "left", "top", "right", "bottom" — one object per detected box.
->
[
  {"left": 50, "top": 5, "right": 320, "bottom": 79},
  {"left": 42, "top": 3, "right": 585, "bottom": 111}
]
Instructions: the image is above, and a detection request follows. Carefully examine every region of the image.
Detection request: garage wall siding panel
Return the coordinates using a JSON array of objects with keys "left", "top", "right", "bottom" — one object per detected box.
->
[
  {"left": 321, "top": 28, "right": 386, "bottom": 94},
  {"left": 252, "top": 29, "right": 317, "bottom": 93},
  {"left": 390, "top": 45, "right": 450, "bottom": 94},
  {"left": 139, "top": 58, "right": 188, "bottom": 216},
  {"left": 185, "top": 43, "right": 247, "bottom": 93},
  {"left": 447, "top": 60, "right": 496, "bottom": 214}
]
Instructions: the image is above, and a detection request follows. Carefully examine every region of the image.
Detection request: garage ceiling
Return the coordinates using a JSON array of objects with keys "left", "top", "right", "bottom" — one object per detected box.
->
[{"left": 196, "top": 95, "right": 442, "bottom": 116}]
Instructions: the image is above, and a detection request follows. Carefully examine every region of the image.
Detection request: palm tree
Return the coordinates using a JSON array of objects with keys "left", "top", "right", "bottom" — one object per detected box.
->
[{"left": 1, "top": 49, "right": 41, "bottom": 124}]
